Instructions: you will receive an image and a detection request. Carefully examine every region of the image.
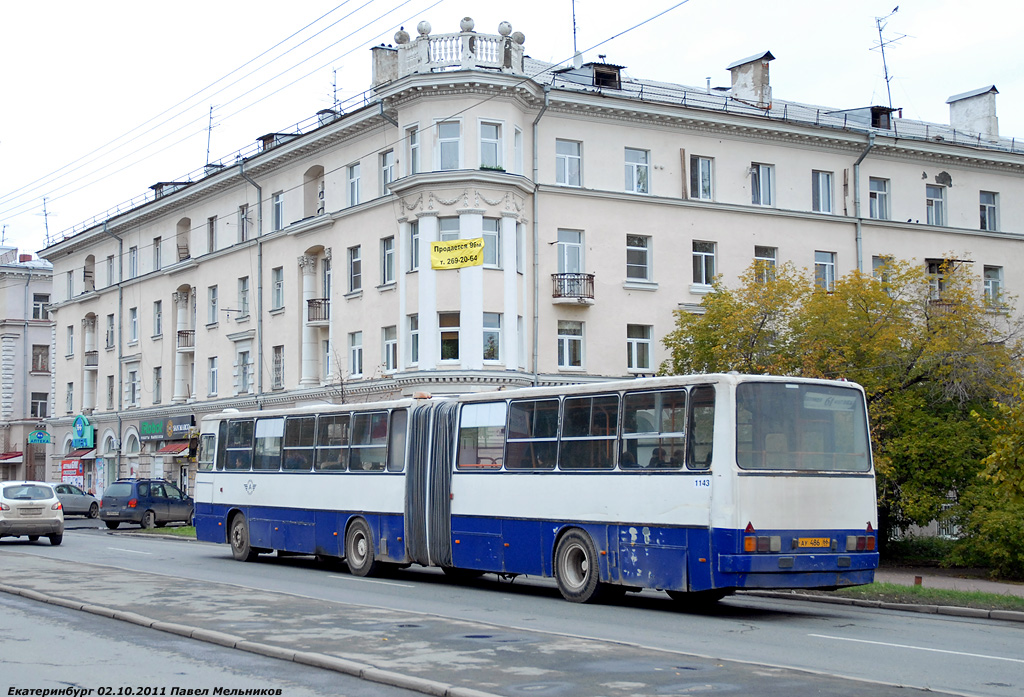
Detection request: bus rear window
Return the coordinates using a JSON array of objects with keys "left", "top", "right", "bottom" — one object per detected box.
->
[{"left": 736, "top": 383, "right": 870, "bottom": 472}]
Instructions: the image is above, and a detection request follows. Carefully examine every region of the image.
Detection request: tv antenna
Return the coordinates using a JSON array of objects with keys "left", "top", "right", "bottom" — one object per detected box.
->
[
  {"left": 872, "top": 6, "right": 906, "bottom": 110},
  {"left": 572, "top": 0, "right": 578, "bottom": 54},
  {"left": 205, "top": 105, "right": 218, "bottom": 166}
]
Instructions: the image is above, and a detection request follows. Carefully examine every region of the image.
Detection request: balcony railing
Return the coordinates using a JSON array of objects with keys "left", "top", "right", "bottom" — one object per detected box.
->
[
  {"left": 177, "top": 329, "right": 195, "bottom": 349},
  {"left": 552, "top": 273, "right": 595, "bottom": 300},
  {"left": 83, "top": 351, "right": 99, "bottom": 368},
  {"left": 307, "top": 298, "right": 330, "bottom": 323}
]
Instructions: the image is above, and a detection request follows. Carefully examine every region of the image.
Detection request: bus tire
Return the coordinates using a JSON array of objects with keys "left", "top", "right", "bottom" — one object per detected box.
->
[
  {"left": 554, "top": 529, "right": 603, "bottom": 603},
  {"left": 229, "top": 514, "right": 259, "bottom": 562},
  {"left": 345, "top": 518, "right": 378, "bottom": 577}
]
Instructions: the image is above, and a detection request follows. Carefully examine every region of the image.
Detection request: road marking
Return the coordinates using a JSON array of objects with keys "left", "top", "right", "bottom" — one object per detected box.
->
[
  {"left": 810, "top": 634, "right": 1024, "bottom": 664},
  {"left": 107, "top": 547, "right": 153, "bottom": 555},
  {"left": 328, "top": 575, "right": 414, "bottom": 588}
]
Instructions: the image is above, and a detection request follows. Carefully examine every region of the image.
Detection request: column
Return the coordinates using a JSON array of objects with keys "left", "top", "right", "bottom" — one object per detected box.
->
[
  {"left": 172, "top": 291, "right": 189, "bottom": 403},
  {"left": 501, "top": 213, "right": 520, "bottom": 370},
  {"left": 298, "top": 255, "right": 319, "bottom": 386},
  {"left": 459, "top": 210, "right": 484, "bottom": 370},
  {"left": 416, "top": 212, "right": 439, "bottom": 369},
  {"left": 81, "top": 317, "right": 97, "bottom": 411}
]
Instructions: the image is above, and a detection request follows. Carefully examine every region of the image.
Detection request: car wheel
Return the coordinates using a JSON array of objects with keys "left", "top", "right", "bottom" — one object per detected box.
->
[
  {"left": 28, "top": 535, "right": 39, "bottom": 542},
  {"left": 229, "top": 514, "right": 259, "bottom": 562},
  {"left": 48, "top": 533, "right": 63, "bottom": 546},
  {"left": 554, "top": 529, "right": 604, "bottom": 603},
  {"left": 187, "top": 509, "right": 195, "bottom": 526},
  {"left": 345, "top": 518, "right": 378, "bottom": 577},
  {"left": 105, "top": 521, "right": 120, "bottom": 530},
  {"left": 88, "top": 503, "right": 99, "bottom": 519},
  {"left": 141, "top": 510, "right": 156, "bottom": 529}
]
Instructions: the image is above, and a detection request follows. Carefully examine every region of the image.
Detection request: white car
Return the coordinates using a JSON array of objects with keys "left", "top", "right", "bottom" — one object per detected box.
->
[{"left": 0, "top": 481, "right": 64, "bottom": 545}]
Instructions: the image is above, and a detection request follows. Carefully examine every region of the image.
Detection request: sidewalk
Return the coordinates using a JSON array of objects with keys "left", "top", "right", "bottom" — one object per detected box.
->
[{"left": 874, "top": 565, "right": 1024, "bottom": 597}]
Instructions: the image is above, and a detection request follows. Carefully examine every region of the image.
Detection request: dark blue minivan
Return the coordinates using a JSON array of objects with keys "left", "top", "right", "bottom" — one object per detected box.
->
[{"left": 100, "top": 479, "right": 193, "bottom": 529}]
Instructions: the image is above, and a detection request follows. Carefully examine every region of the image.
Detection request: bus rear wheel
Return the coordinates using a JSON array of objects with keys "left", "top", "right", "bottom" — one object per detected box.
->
[
  {"left": 345, "top": 519, "right": 378, "bottom": 577},
  {"left": 230, "top": 514, "right": 259, "bottom": 562},
  {"left": 554, "top": 529, "right": 603, "bottom": 603}
]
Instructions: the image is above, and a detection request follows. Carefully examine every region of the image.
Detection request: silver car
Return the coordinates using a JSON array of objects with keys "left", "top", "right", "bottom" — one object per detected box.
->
[
  {"left": 54, "top": 483, "right": 99, "bottom": 518},
  {"left": 0, "top": 481, "right": 64, "bottom": 545}
]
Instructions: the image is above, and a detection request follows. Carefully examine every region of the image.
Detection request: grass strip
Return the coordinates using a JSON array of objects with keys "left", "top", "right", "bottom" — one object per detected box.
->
[{"left": 823, "top": 582, "right": 1024, "bottom": 612}]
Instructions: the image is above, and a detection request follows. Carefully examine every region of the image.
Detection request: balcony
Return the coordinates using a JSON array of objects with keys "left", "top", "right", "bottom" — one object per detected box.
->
[
  {"left": 83, "top": 351, "right": 99, "bottom": 370},
  {"left": 307, "top": 298, "right": 330, "bottom": 326},
  {"left": 177, "top": 329, "right": 195, "bottom": 352},
  {"left": 552, "top": 273, "right": 595, "bottom": 305}
]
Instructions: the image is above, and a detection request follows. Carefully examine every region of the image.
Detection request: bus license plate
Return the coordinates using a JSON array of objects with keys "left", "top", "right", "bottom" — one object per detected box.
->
[{"left": 798, "top": 537, "right": 831, "bottom": 548}]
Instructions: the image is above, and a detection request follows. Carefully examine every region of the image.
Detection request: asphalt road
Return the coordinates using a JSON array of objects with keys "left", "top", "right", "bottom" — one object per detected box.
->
[{"left": 3, "top": 520, "right": 1022, "bottom": 697}]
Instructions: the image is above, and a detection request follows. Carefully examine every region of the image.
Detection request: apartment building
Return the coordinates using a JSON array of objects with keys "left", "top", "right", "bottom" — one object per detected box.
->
[{"left": 39, "top": 18, "right": 1024, "bottom": 493}]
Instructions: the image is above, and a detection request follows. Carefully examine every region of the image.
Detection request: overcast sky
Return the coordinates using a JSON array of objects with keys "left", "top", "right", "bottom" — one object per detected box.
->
[{"left": 1, "top": 0, "right": 1020, "bottom": 257}]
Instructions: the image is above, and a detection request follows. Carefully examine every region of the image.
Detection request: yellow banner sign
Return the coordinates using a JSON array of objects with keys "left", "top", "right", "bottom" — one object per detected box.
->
[{"left": 431, "top": 238, "right": 484, "bottom": 269}]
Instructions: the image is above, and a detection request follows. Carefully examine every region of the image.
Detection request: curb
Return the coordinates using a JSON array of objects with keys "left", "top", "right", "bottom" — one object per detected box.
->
[
  {"left": 750, "top": 590, "right": 1024, "bottom": 622},
  {"left": 0, "top": 582, "right": 504, "bottom": 697}
]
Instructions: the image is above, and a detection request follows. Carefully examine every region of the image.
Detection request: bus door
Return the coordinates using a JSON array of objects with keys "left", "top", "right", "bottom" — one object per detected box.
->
[{"left": 404, "top": 401, "right": 457, "bottom": 568}]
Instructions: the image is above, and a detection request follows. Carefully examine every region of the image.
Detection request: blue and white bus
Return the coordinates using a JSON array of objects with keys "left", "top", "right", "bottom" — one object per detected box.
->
[{"left": 194, "top": 374, "right": 878, "bottom": 603}]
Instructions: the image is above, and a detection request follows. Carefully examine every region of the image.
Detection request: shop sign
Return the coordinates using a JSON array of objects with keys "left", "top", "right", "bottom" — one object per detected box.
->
[
  {"left": 140, "top": 415, "right": 194, "bottom": 441},
  {"left": 71, "top": 415, "right": 94, "bottom": 448},
  {"left": 28, "top": 430, "right": 52, "bottom": 444}
]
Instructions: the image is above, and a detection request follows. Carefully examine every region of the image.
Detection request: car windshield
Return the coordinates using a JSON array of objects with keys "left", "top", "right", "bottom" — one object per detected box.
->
[
  {"left": 3, "top": 484, "right": 53, "bottom": 500},
  {"left": 104, "top": 483, "right": 133, "bottom": 497}
]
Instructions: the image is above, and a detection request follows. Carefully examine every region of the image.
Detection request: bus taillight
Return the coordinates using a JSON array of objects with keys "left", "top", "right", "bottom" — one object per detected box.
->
[{"left": 846, "top": 535, "right": 876, "bottom": 552}]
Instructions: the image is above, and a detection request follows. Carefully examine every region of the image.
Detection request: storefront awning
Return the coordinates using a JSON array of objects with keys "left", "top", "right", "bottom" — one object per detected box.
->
[
  {"left": 0, "top": 451, "right": 23, "bottom": 463},
  {"left": 65, "top": 448, "right": 96, "bottom": 459},
  {"left": 156, "top": 442, "right": 190, "bottom": 455}
]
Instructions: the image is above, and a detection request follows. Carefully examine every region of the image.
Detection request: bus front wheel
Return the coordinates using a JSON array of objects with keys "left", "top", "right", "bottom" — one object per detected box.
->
[
  {"left": 554, "top": 529, "right": 603, "bottom": 603},
  {"left": 230, "top": 514, "right": 259, "bottom": 562},
  {"left": 345, "top": 519, "right": 378, "bottom": 577}
]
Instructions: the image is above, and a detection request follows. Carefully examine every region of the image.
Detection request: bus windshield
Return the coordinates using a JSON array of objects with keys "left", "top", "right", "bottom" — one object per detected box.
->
[{"left": 736, "top": 382, "right": 871, "bottom": 472}]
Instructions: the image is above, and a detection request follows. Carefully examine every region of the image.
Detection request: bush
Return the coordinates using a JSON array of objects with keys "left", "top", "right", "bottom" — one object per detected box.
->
[
  {"left": 884, "top": 535, "right": 957, "bottom": 566},
  {"left": 950, "top": 490, "right": 1024, "bottom": 580}
]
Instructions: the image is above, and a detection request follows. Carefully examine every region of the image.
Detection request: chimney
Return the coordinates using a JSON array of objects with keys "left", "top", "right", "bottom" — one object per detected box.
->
[
  {"left": 19, "top": 254, "right": 32, "bottom": 263},
  {"left": 727, "top": 51, "right": 775, "bottom": 108},
  {"left": 947, "top": 85, "right": 999, "bottom": 141}
]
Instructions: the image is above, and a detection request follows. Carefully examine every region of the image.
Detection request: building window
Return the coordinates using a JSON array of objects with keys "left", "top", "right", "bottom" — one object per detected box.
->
[
  {"left": 482, "top": 219, "right": 500, "bottom": 267},
  {"left": 754, "top": 245, "right": 777, "bottom": 283},
  {"left": 869, "top": 178, "right": 889, "bottom": 220},
  {"left": 513, "top": 127, "right": 523, "bottom": 174},
  {"left": 438, "top": 121, "right": 460, "bottom": 170},
  {"left": 626, "top": 235, "right": 650, "bottom": 281},
  {"left": 984, "top": 266, "right": 1003, "bottom": 306},
  {"left": 128, "top": 307, "right": 138, "bottom": 342},
  {"left": 383, "top": 326, "right": 398, "bottom": 372},
  {"left": 208, "top": 357, "right": 218, "bottom": 396},
  {"left": 32, "top": 293, "right": 49, "bottom": 320},
  {"left": 272, "top": 193, "right": 284, "bottom": 231},
  {"left": 207, "top": 216, "right": 218, "bottom": 253},
  {"left": 348, "top": 162, "right": 360, "bottom": 206},
  {"left": 408, "top": 221, "right": 420, "bottom": 271},
  {"left": 407, "top": 126, "right": 419, "bottom": 175},
  {"left": 690, "top": 156, "right": 713, "bottom": 200},
  {"left": 751, "top": 163, "right": 774, "bottom": 206},
  {"left": 627, "top": 324, "right": 652, "bottom": 371},
  {"left": 237, "top": 350, "right": 252, "bottom": 393},
  {"left": 238, "top": 205, "right": 250, "bottom": 242},
  {"left": 381, "top": 237, "right": 395, "bottom": 284},
  {"left": 812, "top": 170, "right": 833, "bottom": 213},
  {"left": 238, "top": 277, "right": 250, "bottom": 317},
  {"left": 408, "top": 315, "right": 419, "bottom": 365},
  {"left": 128, "top": 246, "right": 138, "bottom": 278},
  {"left": 483, "top": 313, "right": 501, "bottom": 361},
  {"left": 105, "top": 314, "right": 115, "bottom": 348},
  {"left": 558, "top": 320, "right": 584, "bottom": 369},
  {"left": 153, "top": 300, "right": 162, "bottom": 337},
  {"left": 692, "top": 241, "right": 716, "bottom": 286},
  {"left": 480, "top": 121, "right": 502, "bottom": 169},
  {"left": 153, "top": 236, "right": 162, "bottom": 270},
  {"left": 106, "top": 376, "right": 114, "bottom": 410},
  {"left": 439, "top": 312, "right": 460, "bottom": 361},
  {"left": 272, "top": 346, "right": 284, "bottom": 389},
  {"left": 439, "top": 218, "right": 459, "bottom": 242},
  {"left": 980, "top": 191, "right": 998, "bottom": 231},
  {"left": 126, "top": 368, "right": 139, "bottom": 407},
  {"left": 66, "top": 270, "right": 74, "bottom": 299},
  {"left": 208, "top": 285, "right": 218, "bottom": 325},
  {"left": 557, "top": 229, "right": 584, "bottom": 275},
  {"left": 348, "top": 246, "right": 362, "bottom": 292},
  {"left": 322, "top": 340, "right": 332, "bottom": 382},
  {"left": 349, "top": 332, "right": 363, "bottom": 377},
  {"left": 66, "top": 325, "right": 74, "bottom": 356},
  {"left": 65, "top": 382, "right": 74, "bottom": 414},
  {"left": 872, "top": 255, "right": 893, "bottom": 281},
  {"left": 31, "top": 392, "right": 48, "bottom": 418},
  {"left": 381, "top": 149, "right": 396, "bottom": 191},
  {"left": 815, "top": 251, "right": 836, "bottom": 292},
  {"left": 271, "top": 267, "right": 284, "bottom": 310},
  {"left": 106, "top": 255, "right": 115, "bottom": 286},
  {"left": 624, "top": 148, "right": 650, "bottom": 193},
  {"left": 153, "top": 367, "right": 162, "bottom": 404},
  {"left": 926, "top": 185, "right": 945, "bottom": 226},
  {"left": 556, "top": 139, "right": 582, "bottom": 186},
  {"left": 926, "top": 259, "right": 947, "bottom": 300},
  {"left": 31, "top": 345, "right": 49, "bottom": 373}
]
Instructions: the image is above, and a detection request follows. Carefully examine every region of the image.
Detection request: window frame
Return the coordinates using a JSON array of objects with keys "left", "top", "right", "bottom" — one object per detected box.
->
[
  {"left": 555, "top": 139, "right": 582, "bottom": 186},
  {"left": 437, "top": 120, "right": 461, "bottom": 171},
  {"left": 980, "top": 191, "right": 998, "bottom": 231},
  {"left": 751, "top": 163, "right": 774, "bottom": 206},
  {"left": 557, "top": 319, "right": 584, "bottom": 369},
  {"left": 348, "top": 246, "right": 362, "bottom": 293},
  {"left": 926, "top": 185, "right": 945, "bottom": 226},
  {"left": 479, "top": 120, "right": 502, "bottom": 169},
  {"left": 811, "top": 170, "right": 833, "bottom": 213},
  {"left": 869, "top": 177, "right": 889, "bottom": 220},
  {"left": 692, "top": 241, "right": 716, "bottom": 287},
  {"left": 690, "top": 155, "right": 714, "bottom": 201},
  {"left": 626, "top": 324, "right": 652, "bottom": 372},
  {"left": 815, "top": 251, "right": 837, "bottom": 292},
  {"left": 626, "top": 235, "right": 651, "bottom": 281},
  {"left": 624, "top": 147, "right": 650, "bottom": 194}
]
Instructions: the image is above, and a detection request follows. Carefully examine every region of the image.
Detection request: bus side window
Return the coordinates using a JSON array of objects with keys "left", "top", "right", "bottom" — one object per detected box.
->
[
  {"left": 457, "top": 402, "right": 506, "bottom": 470},
  {"left": 687, "top": 386, "right": 715, "bottom": 470},
  {"left": 215, "top": 421, "right": 227, "bottom": 471},
  {"left": 387, "top": 409, "right": 408, "bottom": 472},
  {"left": 621, "top": 389, "right": 686, "bottom": 470},
  {"left": 315, "top": 414, "right": 349, "bottom": 471},
  {"left": 225, "top": 420, "right": 254, "bottom": 471},
  {"left": 506, "top": 399, "right": 558, "bottom": 470}
]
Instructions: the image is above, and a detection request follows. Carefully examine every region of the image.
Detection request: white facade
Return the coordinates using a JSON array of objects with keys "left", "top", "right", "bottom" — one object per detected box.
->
[{"left": 40, "top": 19, "right": 1024, "bottom": 488}]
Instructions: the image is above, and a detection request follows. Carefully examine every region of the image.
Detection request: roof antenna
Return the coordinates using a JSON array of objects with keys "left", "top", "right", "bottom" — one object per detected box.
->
[
  {"left": 572, "top": 0, "right": 578, "bottom": 55},
  {"left": 205, "top": 105, "right": 218, "bottom": 166},
  {"left": 872, "top": 6, "right": 905, "bottom": 110}
]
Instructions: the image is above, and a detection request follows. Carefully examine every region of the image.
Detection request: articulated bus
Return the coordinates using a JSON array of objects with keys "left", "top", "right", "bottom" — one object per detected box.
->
[{"left": 194, "top": 374, "right": 878, "bottom": 603}]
